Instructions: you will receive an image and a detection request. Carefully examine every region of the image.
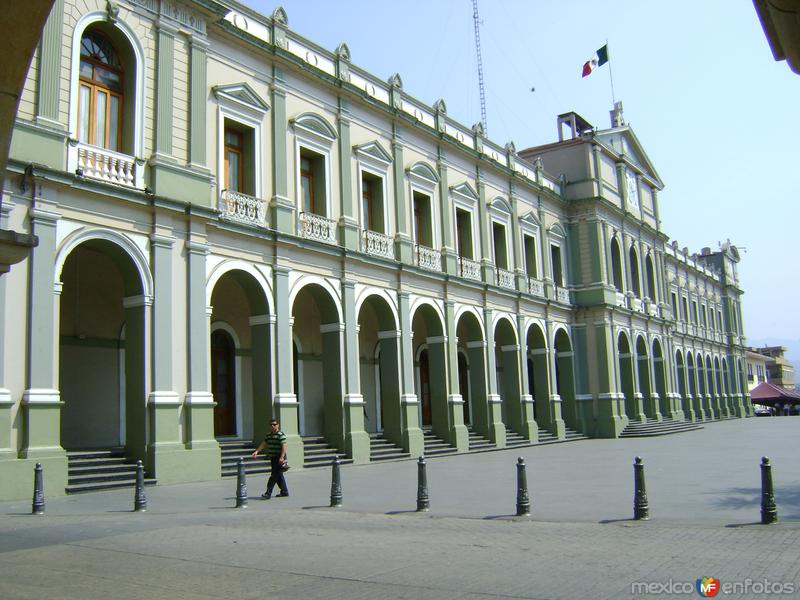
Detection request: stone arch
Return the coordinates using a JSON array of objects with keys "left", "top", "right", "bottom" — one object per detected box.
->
[
  {"left": 290, "top": 281, "right": 344, "bottom": 446},
  {"left": 455, "top": 308, "right": 486, "bottom": 432},
  {"left": 554, "top": 328, "right": 578, "bottom": 432},
  {"left": 357, "top": 293, "right": 401, "bottom": 438},
  {"left": 618, "top": 330, "right": 638, "bottom": 421},
  {"left": 411, "top": 302, "right": 446, "bottom": 435},
  {"left": 209, "top": 268, "right": 274, "bottom": 439},
  {"left": 494, "top": 316, "right": 521, "bottom": 431},
  {"left": 652, "top": 337, "right": 670, "bottom": 418},
  {"left": 57, "top": 234, "right": 148, "bottom": 464},
  {"left": 525, "top": 322, "right": 551, "bottom": 431},
  {"left": 207, "top": 260, "right": 274, "bottom": 316}
]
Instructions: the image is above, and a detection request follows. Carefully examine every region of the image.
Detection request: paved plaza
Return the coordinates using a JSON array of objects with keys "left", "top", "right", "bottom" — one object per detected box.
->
[{"left": 2, "top": 417, "right": 799, "bottom": 599}]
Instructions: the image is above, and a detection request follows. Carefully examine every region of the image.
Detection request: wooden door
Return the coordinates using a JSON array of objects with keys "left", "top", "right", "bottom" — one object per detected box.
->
[{"left": 211, "top": 329, "right": 236, "bottom": 436}]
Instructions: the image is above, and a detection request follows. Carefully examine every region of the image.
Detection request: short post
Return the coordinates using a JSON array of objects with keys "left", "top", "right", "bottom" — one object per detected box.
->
[
  {"left": 330, "top": 456, "right": 342, "bottom": 507},
  {"left": 633, "top": 456, "right": 649, "bottom": 520},
  {"left": 235, "top": 457, "right": 248, "bottom": 509},
  {"left": 516, "top": 457, "right": 530, "bottom": 516},
  {"left": 760, "top": 456, "right": 777, "bottom": 524},
  {"left": 134, "top": 459, "right": 147, "bottom": 513},
  {"left": 416, "top": 456, "right": 429, "bottom": 512},
  {"left": 32, "top": 463, "right": 45, "bottom": 515}
]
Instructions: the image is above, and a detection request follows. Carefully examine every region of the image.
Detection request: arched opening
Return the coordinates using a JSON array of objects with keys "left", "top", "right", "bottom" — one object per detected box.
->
[
  {"left": 714, "top": 356, "right": 726, "bottom": 417},
  {"left": 59, "top": 239, "right": 145, "bottom": 460},
  {"left": 456, "top": 310, "right": 489, "bottom": 439},
  {"left": 705, "top": 355, "right": 716, "bottom": 419},
  {"left": 629, "top": 246, "right": 641, "bottom": 297},
  {"left": 291, "top": 284, "right": 344, "bottom": 448},
  {"left": 494, "top": 317, "right": 521, "bottom": 435},
  {"left": 554, "top": 329, "right": 578, "bottom": 431},
  {"left": 687, "top": 352, "right": 701, "bottom": 420},
  {"left": 75, "top": 22, "right": 139, "bottom": 156},
  {"left": 357, "top": 295, "right": 401, "bottom": 443},
  {"left": 412, "top": 304, "right": 447, "bottom": 440},
  {"left": 618, "top": 332, "right": 638, "bottom": 421},
  {"left": 645, "top": 254, "right": 656, "bottom": 301},
  {"left": 676, "top": 350, "right": 691, "bottom": 419},
  {"left": 610, "top": 237, "right": 623, "bottom": 291},
  {"left": 526, "top": 324, "right": 550, "bottom": 432},
  {"left": 653, "top": 339, "right": 669, "bottom": 417},
  {"left": 636, "top": 336, "right": 656, "bottom": 419},
  {"left": 209, "top": 269, "right": 272, "bottom": 442},
  {"left": 695, "top": 352, "right": 707, "bottom": 420}
]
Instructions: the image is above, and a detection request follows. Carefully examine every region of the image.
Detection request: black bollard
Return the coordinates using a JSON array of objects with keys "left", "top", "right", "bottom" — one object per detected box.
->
[
  {"left": 235, "top": 457, "right": 248, "bottom": 509},
  {"left": 32, "top": 463, "right": 45, "bottom": 515},
  {"left": 633, "top": 456, "right": 649, "bottom": 520},
  {"left": 330, "top": 456, "right": 342, "bottom": 507},
  {"left": 416, "top": 456, "right": 429, "bottom": 512},
  {"left": 760, "top": 456, "right": 778, "bottom": 524},
  {"left": 516, "top": 457, "right": 530, "bottom": 516},
  {"left": 134, "top": 460, "right": 147, "bottom": 512}
]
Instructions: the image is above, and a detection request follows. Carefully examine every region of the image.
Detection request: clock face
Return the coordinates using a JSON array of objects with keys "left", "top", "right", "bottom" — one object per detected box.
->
[{"left": 626, "top": 170, "right": 639, "bottom": 210}]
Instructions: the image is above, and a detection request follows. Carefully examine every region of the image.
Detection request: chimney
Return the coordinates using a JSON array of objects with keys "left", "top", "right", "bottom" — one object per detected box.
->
[{"left": 610, "top": 101, "right": 625, "bottom": 127}]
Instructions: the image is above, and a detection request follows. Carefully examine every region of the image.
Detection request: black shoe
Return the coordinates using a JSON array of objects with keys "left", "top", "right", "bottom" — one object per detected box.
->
[
  {"left": 261, "top": 492, "right": 271, "bottom": 499},
  {"left": 277, "top": 492, "right": 290, "bottom": 498}
]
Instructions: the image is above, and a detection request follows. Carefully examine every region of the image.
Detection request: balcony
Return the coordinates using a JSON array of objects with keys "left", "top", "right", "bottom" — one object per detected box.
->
[
  {"left": 496, "top": 268, "right": 515, "bottom": 290},
  {"left": 414, "top": 243, "right": 441, "bottom": 272},
  {"left": 555, "top": 286, "right": 571, "bottom": 304},
  {"left": 219, "top": 190, "right": 267, "bottom": 228},
  {"left": 299, "top": 212, "right": 337, "bottom": 244},
  {"left": 527, "top": 277, "right": 545, "bottom": 297},
  {"left": 615, "top": 291, "right": 627, "bottom": 308},
  {"left": 68, "top": 141, "right": 144, "bottom": 189},
  {"left": 458, "top": 256, "right": 481, "bottom": 281},
  {"left": 362, "top": 229, "right": 395, "bottom": 260}
]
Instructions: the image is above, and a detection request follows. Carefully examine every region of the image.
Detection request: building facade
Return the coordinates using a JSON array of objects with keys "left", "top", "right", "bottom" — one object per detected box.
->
[{"left": 0, "top": 0, "right": 752, "bottom": 500}]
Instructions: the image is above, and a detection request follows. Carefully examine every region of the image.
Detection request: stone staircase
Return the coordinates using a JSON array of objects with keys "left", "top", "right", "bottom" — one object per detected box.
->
[
  {"left": 422, "top": 428, "right": 458, "bottom": 457},
  {"left": 219, "top": 440, "right": 268, "bottom": 478},
  {"left": 620, "top": 417, "right": 704, "bottom": 438},
  {"left": 66, "top": 448, "right": 157, "bottom": 494},
  {"left": 504, "top": 427, "right": 530, "bottom": 448},
  {"left": 302, "top": 436, "right": 353, "bottom": 468},
  {"left": 467, "top": 427, "right": 494, "bottom": 451},
  {"left": 368, "top": 432, "right": 410, "bottom": 462}
]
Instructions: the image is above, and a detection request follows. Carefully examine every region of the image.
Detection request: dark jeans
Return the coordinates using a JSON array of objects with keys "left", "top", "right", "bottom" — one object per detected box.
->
[{"left": 266, "top": 455, "right": 288, "bottom": 495}]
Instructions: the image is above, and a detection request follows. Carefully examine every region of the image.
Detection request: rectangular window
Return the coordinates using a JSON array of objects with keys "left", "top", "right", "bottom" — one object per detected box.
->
[
  {"left": 692, "top": 300, "right": 699, "bottom": 325},
  {"left": 747, "top": 363, "right": 754, "bottom": 381},
  {"left": 361, "top": 172, "right": 384, "bottom": 233},
  {"left": 551, "top": 245, "right": 564, "bottom": 286},
  {"left": 701, "top": 305, "right": 708, "bottom": 328},
  {"left": 671, "top": 292, "right": 679, "bottom": 321},
  {"left": 413, "top": 191, "right": 433, "bottom": 247},
  {"left": 223, "top": 121, "right": 256, "bottom": 196},
  {"left": 492, "top": 222, "right": 508, "bottom": 269},
  {"left": 455, "top": 208, "right": 473, "bottom": 259},
  {"left": 682, "top": 297, "right": 689, "bottom": 322},
  {"left": 300, "top": 148, "right": 326, "bottom": 215},
  {"left": 523, "top": 234, "right": 538, "bottom": 278},
  {"left": 717, "top": 309, "right": 723, "bottom": 331}
]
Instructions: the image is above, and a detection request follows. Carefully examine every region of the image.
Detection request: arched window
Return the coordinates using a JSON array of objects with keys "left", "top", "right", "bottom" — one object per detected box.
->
[
  {"left": 78, "top": 29, "right": 124, "bottom": 151},
  {"left": 610, "top": 237, "right": 623, "bottom": 291},
  {"left": 645, "top": 254, "right": 656, "bottom": 300},
  {"left": 629, "top": 245, "right": 641, "bottom": 297}
]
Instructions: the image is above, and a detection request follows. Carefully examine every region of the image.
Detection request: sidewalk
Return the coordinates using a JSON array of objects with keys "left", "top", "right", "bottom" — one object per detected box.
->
[{"left": 1, "top": 417, "right": 799, "bottom": 599}]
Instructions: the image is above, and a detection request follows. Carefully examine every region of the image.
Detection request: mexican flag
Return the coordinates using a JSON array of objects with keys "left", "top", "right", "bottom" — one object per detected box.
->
[{"left": 582, "top": 44, "right": 609, "bottom": 77}]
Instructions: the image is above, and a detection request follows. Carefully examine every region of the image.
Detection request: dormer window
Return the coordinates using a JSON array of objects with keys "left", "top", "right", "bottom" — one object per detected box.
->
[{"left": 79, "top": 30, "right": 123, "bottom": 151}]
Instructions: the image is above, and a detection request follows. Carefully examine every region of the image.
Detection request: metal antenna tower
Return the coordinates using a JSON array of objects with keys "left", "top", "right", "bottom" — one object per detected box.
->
[{"left": 472, "top": 0, "right": 487, "bottom": 134}]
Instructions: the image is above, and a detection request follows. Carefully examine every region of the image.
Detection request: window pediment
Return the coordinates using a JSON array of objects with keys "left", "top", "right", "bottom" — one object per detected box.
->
[
  {"left": 291, "top": 113, "right": 337, "bottom": 145},
  {"left": 407, "top": 162, "right": 438, "bottom": 191},
  {"left": 354, "top": 140, "right": 392, "bottom": 169},
  {"left": 213, "top": 83, "right": 270, "bottom": 116},
  {"left": 450, "top": 181, "right": 478, "bottom": 203}
]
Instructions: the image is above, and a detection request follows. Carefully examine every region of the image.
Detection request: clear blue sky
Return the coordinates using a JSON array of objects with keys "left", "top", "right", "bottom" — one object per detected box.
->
[{"left": 242, "top": 0, "right": 800, "bottom": 356}]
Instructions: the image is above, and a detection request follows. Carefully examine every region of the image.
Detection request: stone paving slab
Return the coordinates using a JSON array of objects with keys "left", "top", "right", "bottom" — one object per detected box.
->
[{"left": 1, "top": 417, "right": 799, "bottom": 599}]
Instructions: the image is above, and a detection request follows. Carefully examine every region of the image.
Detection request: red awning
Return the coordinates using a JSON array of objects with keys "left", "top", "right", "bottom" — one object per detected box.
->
[{"left": 750, "top": 382, "right": 800, "bottom": 404}]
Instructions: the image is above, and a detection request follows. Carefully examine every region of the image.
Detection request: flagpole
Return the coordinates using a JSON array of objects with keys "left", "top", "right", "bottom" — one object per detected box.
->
[{"left": 606, "top": 39, "right": 616, "bottom": 105}]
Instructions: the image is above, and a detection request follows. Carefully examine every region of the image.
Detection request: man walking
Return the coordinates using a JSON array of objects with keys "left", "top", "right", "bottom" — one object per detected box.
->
[{"left": 252, "top": 420, "right": 289, "bottom": 499}]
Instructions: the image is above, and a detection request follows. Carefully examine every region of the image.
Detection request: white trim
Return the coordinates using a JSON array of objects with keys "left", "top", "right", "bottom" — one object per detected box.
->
[
  {"left": 293, "top": 116, "right": 335, "bottom": 218},
  {"left": 217, "top": 99, "right": 266, "bottom": 200}
]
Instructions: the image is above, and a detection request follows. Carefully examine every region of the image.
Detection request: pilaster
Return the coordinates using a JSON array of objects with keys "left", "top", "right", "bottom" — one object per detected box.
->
[
  {"left": 341, "top": 281, "right": 369, "bottom": 462},
  {"left": 444, "top": 301, "right": 467, "bottom": 451},
  {"left": 337, "top": 105, "right": 360, "bottom": 250},
  {"left": 392, "top": 132, "right": 414, "bottom": 263},
  {"left": 437, "top": 154, "right": 457, "bottom": 275},
  {"left": 270, "top": 73, "right": 294, "bottom": 234},
  {"left": 36, "top": 0, "right": 64, "bottom": 127},
  {"left": 154, "top": 20, "right": 176, "bottom": 158},
  {"left": 398, "top": 292, "right": 423, "bottom": 455},
  {"left": 189, "top": 34, "right": 209, "bottom": 167}
]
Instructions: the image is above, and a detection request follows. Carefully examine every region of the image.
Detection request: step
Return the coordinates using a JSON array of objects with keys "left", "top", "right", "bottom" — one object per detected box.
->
[{"left": 65, "top": 478, "right": 157, "bottom": 495}]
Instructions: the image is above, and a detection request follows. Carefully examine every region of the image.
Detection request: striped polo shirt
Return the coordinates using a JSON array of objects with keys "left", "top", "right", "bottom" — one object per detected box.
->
[{"left": 264, "top": 430, "right": 287, "bottom": 457}]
